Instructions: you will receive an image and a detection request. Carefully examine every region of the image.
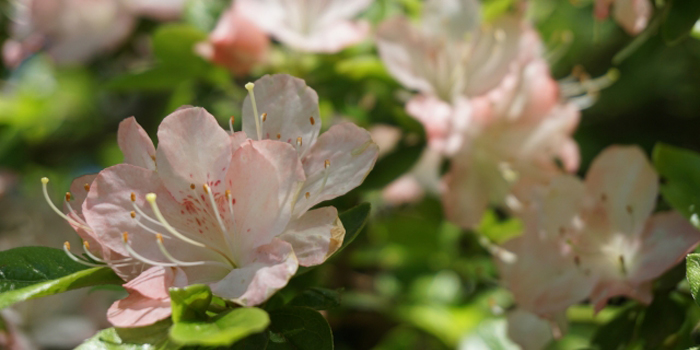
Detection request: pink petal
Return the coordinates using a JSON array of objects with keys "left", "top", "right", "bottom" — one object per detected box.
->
[
  {"left": 118, "top": 117, "right": 156, "bottom": 171},
  {"left": 589, "top": 280, "right": 653, "bottom": 313},
  {"left": 461, "top": 16, "right": 524, "bottom": 96},
  {"left": 535, "top": 175, "right": 587, "bottom": 240},
  {"left": 631, "top": 211, "right": 700, "bottom": 283},
  {"left": 613, "top": 0, "right": 651, "bottom": 35},
  {"left": 406, "top": 95, "right": 472, "bottom": 155},
  {"left": 382, "top": 175, "right": 425, "bottom": 205},
  {"left": 376, "top": 17, "right": 441, "bottom": 96},
  {"left": 421, "top": 0, "right": 480, "bottom": 41},
  {"left": 442, "top": 154, "right": 501, "bottom": 229},
  {"left": 278, "top": 207, "right": 344, "bottom": 267},
  {"left": 506, "top": 310, "right": 555, "bottom": 350},
  {"left": 205, "top": 4, "right": 269, "bottom": 75},
  {"left": 242, "top": 74, "right": 321, "bottom": 155},
  {"left": 107, "top": 266, "right": 187, "bottom": 328},
  {"left": 155, "top": 107, "right": 232, "bottom": 202},
  {"left": 230, "top": 131, "right": 248, "bottom": 154},
  {"left": 226, "top": 140, "right": 305, "bottom": 261},
  {"left": 211, "top": 238, "right": 298, "bottom": 306},
  {"left": 294, "top": 123, "right": 379, "bottom": 216},
  {"left": 584, "top": 146, "right": 658, "bottom": 236},
  {"left": 126, "top": 0, "right": 185, "bottom": 21},
  {"left": 499, "top": 223, "right": 595, "bottom": 315}
]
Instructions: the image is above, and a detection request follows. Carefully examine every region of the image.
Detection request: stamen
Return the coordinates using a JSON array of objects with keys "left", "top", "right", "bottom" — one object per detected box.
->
[
  {"left": 155, "top": 234, "right": 229, "bottom": 268},
  {"left": 41, "top": 178, "right": 93, "bottom": 232},
  {"left": 132, "top": 213, "right": 171, "bottom": 238},
  {"left": 63, "top": 242, "right": 102, "bottom": 267},
  {"left": 229, "top": 116, "right": 235, "bottom": 135},
  {"left": 65, "top": 192, "right": 71, "bottom": 202},
  {"left": 309, "top": 116, "right": 315, "bottom": 125},
  {"left": 131, "top": 200, "right": 165, "bottom": 228},
  {"left": 261, "top": 112, "right": 267, "bottom": 122},
  {"left": 305, "top": 192, "right": 310, "bottom": 199},
  {"left": 84, "top": 183, "right": 90, "bottom": 192},
  {"left": 64, "top": 196, "right": 90, "bottom": 227},
  {"left": 145, "top": 193, "right": 236, "bottom": 267},
  {"left": 203, "top": 184, "right": 234, "bottom": 252},
  {"left": 82, "top": 241, "right": 132, "bottom": 264},
  {"left": 276, "top": 133, "right": 281, "bottom": 140},
  {"left": 245, "top": 82, "right": 263, "bottom": 140},
  {"left": 123, "top": 232, "right": 177, "bottom": 267},
  {"left": 296, "top": 137, "right": 302, "bottom": 153}
]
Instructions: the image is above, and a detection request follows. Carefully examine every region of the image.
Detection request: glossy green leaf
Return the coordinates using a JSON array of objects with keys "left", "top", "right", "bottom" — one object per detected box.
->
[
  {"left": 652, "top": 143, "right": 700, "bottom": 228},
  {"left": 289, "top": 288, "right": 341, "bottom": 311},
  {"left": 0, "top": 247, "right": 122, "bottom": 308},
  {"left": 687, "top": 254, "right": 700, "bottom": 307},
  {"left": 267, "top": 307, "right": 333, "bottom": 350},
  {"left": 169, "top": 307, "right": 270, "bottom": 346},
  {"left": 170, "top": 284, "right": 213, "bottom": 323},
  {"left": 662, "top": 0, "right": 700, "bottom": 45},
  {"left": 76, "top": 320, "right": 179, "bottom": 350}
]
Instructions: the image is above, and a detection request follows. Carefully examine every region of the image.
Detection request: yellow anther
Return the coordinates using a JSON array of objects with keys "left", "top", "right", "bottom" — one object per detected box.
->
[
  {"left": 64, "top": 242, "right": 70, "bottom": 250},
  {"left": 65, "top": 192, "right": 72, "bottom": 202},
  {"left": 130, "top": 192, "right": 136, "bottom": 202},
  {"left": 41, "top": 177, "right": 49, "bottom": 184},
  {"left": 84, "top": 183, "right": 91, "bottom": 191},
  {"left": 83, "top": 241, "right": 90, "bottom": 249},
  {"left": 130, "top": 211, "right": 136, "bottom": 219}
]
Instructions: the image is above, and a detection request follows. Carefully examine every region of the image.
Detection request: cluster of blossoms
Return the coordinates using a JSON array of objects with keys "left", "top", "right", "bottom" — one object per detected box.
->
[
  {"left": 198, "top": 0, "right": 373, "bottom": 75},
  {"left": 374, "top": 0, "right": 697, "bottom": 348},
  {"left": 42, "top": 74, "right": 378, "bottom": 328},
  {"left": 3, "top": 0, "right": 185, "bottom": 67}
]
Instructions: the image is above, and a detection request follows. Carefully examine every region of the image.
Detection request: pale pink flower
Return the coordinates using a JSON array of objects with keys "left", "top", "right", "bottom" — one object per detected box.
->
[
  {"left": 441, "top": 58, "right": 580, "bottom": 229},
  {"left": 237, "top": 0, "right": 372, "bottom": 53},
  {"left": 595, "top": 0, "right": 652, "bottom": 35},
  {"left": 506, "top": 310, "right": 560, "bottom": 350},
  {"left": 44, "top": 103, "right": 364, "bottom": 327},
  {"left": 196, "top": 3, "right": 270, "bottom": 75},
  {"left": 4, "top": 0, "right": 136, "bottom": 66},
  {"left": 531, "top": 146, "right": 700, "bottom": 311},
  {"left": 368, "top": 124, "right": 402, "bottom": 158},
  {"left": 376, "top": 0, "right": 523, "bottom": 102},
  {"left": 241, "top": 74, "right": 380, "bottom": 217}
]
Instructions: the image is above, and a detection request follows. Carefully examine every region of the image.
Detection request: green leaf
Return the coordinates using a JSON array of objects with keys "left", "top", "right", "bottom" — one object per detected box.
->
[
  {"left": 475, "top": 210, "right": 523, "bottom": 245},
  {"left": 0, "top": 247, "right": 122, "bottom": 308},
  {"left": 687, "top": 253, "right": 700, "bottom": 307},
  {"left": 662, "top": 0, "right": 700, "bottom": 45},
  {"left": 229, "top": 331, "right": 271, "bottom": 350},
  {"left": 639, "top": 293, "right": 686, "bottom": 349},
  {"left": 170, "top": 284, "right": 213, "bottom": 323},
  {"left": 591, "top": 305, "right": 641, "bottom": 350},
  {"left": 76, "top": 320, "right": 179, "bottom": 350},
  {"left": 169, "top": 308, "right": 270, "bottom": 346},
  {"left": 151, "top": 24, "right": 209, "bottom": 76},
  {"left": 267, "top": 307, "right": 333, "bottom": 350},
  {"left": 289, "top": 288, "right": 341, "bottom": 311},
  {"left": 652, "top": 143, "right": 700, "bottom": 227}
]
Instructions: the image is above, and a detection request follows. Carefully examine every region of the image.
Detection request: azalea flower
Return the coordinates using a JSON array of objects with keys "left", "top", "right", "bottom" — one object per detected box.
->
[
  {"left": 595, "top": 0, "right": 652, "bottom": 35},
  {"left": 3, "top": 0, "right": 186, "bottom": 67},
  {"left": 196, "top": 2, "right": 270, "bottom": 75},
  {"left": 41, "top": 105, "right": 371, "bottom": 328},
  {"left": 376, "top": 0, "right": 523, "bottom": 103},
  {"left": 4, "top": 0, "right": 135, "bottom": 67},
  {"left": 241, "top": 74, "right": 379, "bottom": 217},
  {"left": 237, "top": 0, "right": 372, "bottom": 53},
  {"left": 441, "top": 57, "right": 581, "bottom": 229},
  {"left": 530, "top": 146, "right": 700, "bottom": 311}
]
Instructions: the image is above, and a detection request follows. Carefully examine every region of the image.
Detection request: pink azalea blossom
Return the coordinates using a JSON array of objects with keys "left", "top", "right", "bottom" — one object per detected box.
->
[
  {"left": 382, "top": 149, "right": 443, "bottom": 206},
  {"left": 506, "top": 310, "right": 561, "bottom": 350},
  {"left": 595, "top": 0, "right": 652, "bottom": 35},
  {"left": 126, "top": 0, "right": 185, "bottom": 21},
  {"left": 376, "top": 0, "right": 524, "bottom": 102},
  {"left": 4, "top": 0, "right": 136, "bottom": 67},
  {"left": 44, "top": 96, "right": 375, "bottom": 327},
  {"left": 441, "top": 58, "right": 580, "bottom": 229},
  {"left": 241, "top": 74, "right": 379, "bottom": 216},
  {"left": 236, "top": 0, "right": 372, "bottom": 53},
  {"left": 196, "top": 3, "right": 270, "bottom": 75},
  {"left": 532, "top": 146, "right": 700, "bottom": 311}
]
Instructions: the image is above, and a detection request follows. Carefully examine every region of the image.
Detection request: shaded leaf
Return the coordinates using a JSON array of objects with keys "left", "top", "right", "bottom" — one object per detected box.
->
[
  {"left": 169, "top": 308, "right": 269, "bottom": 346},
  {"left": 652, "top": 143, "right": 700, "bottom": 228},
  {"left": 662, "top": 0, "right": 700, "bottom": 45},
  {"left": 76, "top": 320, "right": 179, "bottom": 350},
  {"left": 267, "top": 306, "right": 333, "bottom": 350},
  {"left": 289, "top": 288, "right": 341, "bottom": 311}
]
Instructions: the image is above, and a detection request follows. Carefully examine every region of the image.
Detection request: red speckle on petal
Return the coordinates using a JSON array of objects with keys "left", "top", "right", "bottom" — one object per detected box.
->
[
  {"left": 189, "top": 174, "right": 193, "bottom": 178},
  {"left": 287, "top": 138, "right": 292, "bottom": 143},
  {"left": 232, "top": 198, "right": 236, "bottom": 205},
  {"left": 199, "top": 229, "right": 203, "bottom": 234},
  {"left": 181, "top": 210, "right": 185, "bottom": 214},
  {"left": 247, "top": 228, "right": 251, "bottom": 232},
  {"left": 215, "top": 180, "right": 221, "bottom": 186},
  {"left": 196, "top": 218, "right": 202, "bottom": 226}
]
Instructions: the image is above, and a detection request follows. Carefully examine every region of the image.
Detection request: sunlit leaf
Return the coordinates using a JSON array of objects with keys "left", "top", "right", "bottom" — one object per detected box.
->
[
  {"left": 169, "top": 308, "right": 269, "bottom": 346},
  {"left": 652, "top": 143, "right": 700, "bottom": 228},
  {"left": 170, "top": 284, "right": 213, "bottom": 323},
  {"left": 76, "top": 320, "right": 178, "bottom": 350}
]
